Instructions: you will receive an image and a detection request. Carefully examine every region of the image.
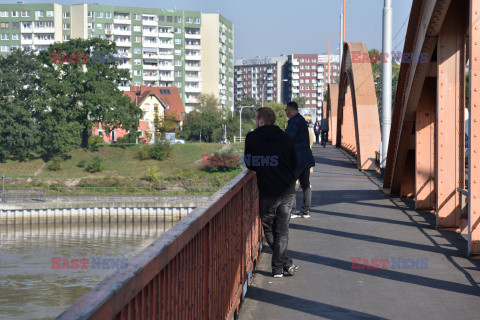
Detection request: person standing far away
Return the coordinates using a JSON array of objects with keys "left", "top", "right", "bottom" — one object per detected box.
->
[
  {"left": 285, "top": 101, "right": 316, "bottom": 219},
  {"left": 314, "top": 121, "right": 321, "bottom": 145},
  {"left": 244, "top": 107, "right": 299, "bottom": 278},
  {"left": 320, "top": 117, "right": 329, "bottom": 148}
]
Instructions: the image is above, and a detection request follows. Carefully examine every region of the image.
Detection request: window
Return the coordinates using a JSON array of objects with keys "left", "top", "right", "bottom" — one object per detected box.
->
[
  {"left": 63, "top": 23, "right": 70, "bottom": 30},
  {"left": 174, "top": 49, "right": 181, "bottom": 55},
  {"left": 300, "top": 79, "right": 304, "bottom": 84},
  {"left": 97, "top": 23, "right": 102, "bottom": 29},
  {"left": 1, "top": 46, "right": 9, "bottom": 52},
  {"left": 0, "top": 23, "right": 8, "bottom": 29},
  {"left": 159, "top": 15, "right": 164, "bottom": 22},
  {"left": 1, "top": 34, "right": 9, "bottom": 40},
  {"left": 306, "top": 65, "right": 310, "bottom": 69},
  {"left": 36, "top": 11, "right": 45, "bottom": 18},
  {"left": 300, "top": 59, "right": 304, "bottom": 62},
  {"left": 87, "top": 11, "right": 93, "bottom": 18},
  {"left": 12, "top": 34, "right": 18, "bottom": 40},
  {"left": 63, "top": 12, "right": 70, "bottom": 18},
  {"left": 133, "top": 70, "right": 141, "bottom": 76},
  {"left": 98, "top": 130, "right": 104, "bottom": 137},
  {"left": 134, "top": 47, "right": 141, "bottom": 54},
  {"left": 135, "top": 36, "right": 141, "bottom": 43},
  {"left": 97, "top": 12, "right": 103, "bottom": 18},
  {"left": 174, "top": 38, "right": 181, "bottom": 45},
  {"left": 46, "top": 11, "right": 54, "bottom": 17},
  {"left": 63, "top": 35, "right": 70, "bottom": 41},
  {"left": 186, "top": 17, "right": 192, "bottom": 23},
  {"left": 134, "top": 59, "right": 141, "bottom": 65},
  {"left": 87, "top": 23, "right": 93, "bottom": 29},
  {"left": 194, "top": 18, "right": 200, "bottom": 24},
  {"left": 174, "top": 60, "right": 182, "bottom": 66},
  {"left": 312, "top": 58, "right": 316, "bottom": 62},
  {"left": 133, "top": 26, "right": 140, "bottom": 32},
  {"left": 21, "top": 11, "right": 30, "bottom": 17},
  {"left": 11, "top": 45, "right": 19, "bottom": 50},
  {"left": 106, "top": 12, "right": 112, "bottom": 19},
  {"left": 175, "top": 70, "right": 182, "bottom": 77},
  {"left": 11, "top": 11, "right": 18, "bottom": 17},
  {"left": 0, "top": 11, "right": 8, "bottom": 17},
  {"left": 134, "top": 14, "right": 140, "bottom": 20},
  {"left": 167, "top": 16, "right": 173, "bottom": 22},
  {"left": 175, "top": 27, "right": 182, "bottom": 34},
  {"left": 306, "top": 58, "right": 310, "bottom": 62},
  {"left": 175, "top": 17, "right": 182, "bottom": 23}
]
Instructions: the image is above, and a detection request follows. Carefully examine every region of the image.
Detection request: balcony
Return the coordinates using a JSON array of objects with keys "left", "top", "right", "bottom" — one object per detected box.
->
[
  {"left": 142, "top": 19, "right": 157, "bottom": 26},
  {"left": 118, "top": 63, "right": 132, "bottom": 69},
  {"left": 185, "top": 54, "right": 201, "bottom": 61},
  {"left": 158, "top": 54, "right": 174, "bottom": 60},
  {"left": 158, "top": 43, "right": 174, "bottom": 49},
  {"left": 185, "top": 76, "right": 201, "bottom": 82},
  {"left": 185, "top": 65, "right": 201, "bottom": 72},
  {"left": 143, "top": 53, "right": 158, "bottom": 59},
  {"left": 34, "top": 39, "right": 54, "bottom": 46},
  {"left": 143, "top": 64, "right": 158, "bottom": 70},
  {"left": 158, "top": 64, "right": 174, "bottom": 71},
  {"left": 160, "top": 75, "right": 174, "bottom": 82},
  {"left": 34, "top": 27, "right": 54, "bottom": 33},
  {"left": 185, "top": 44, "right": 201, "bottom": 50},
  {"left": 158, "top": 32, "right": 174, "bottom": 38},
  {"left": 185, "top": 97, "right": 199, "bottom": 104},
  {"left": 142, "top": 30, "right": 157, "bottom": 37},
  {"left": 267, "top": 89, "right": 273, "bottom": 94},
  {"left": 21, "top": 39, "right": 33, "bottom": 45},
  {"left": 292, "top": 67, "right": 299, "bottom": 72},
  {"left": 21, "top": 26, "right": 33, "bottom": 33},
  {"left": 292, "top": 59, "right": 299, "bottom": 66},
  {"left": 185, "top": 33, "right": 201, "bottom": 40},
  {"left": 236, "top": 84, "right": 243, "bottom": 89},
  {"left": 292, "top": 74, "right": 299, "bottom": 80},
  {"left": 143, "top": 75, "right": 158, "bottom": 81},
  {"left": 116, "top": 41, "right": 132, "bottom": 47},
  {"left": 292, "top": 88, "right": 299, "bottom": 93},
  {"left": 317, "top": 73, "right": 324, "bottom": 79},
  {"left": 113, "top": 29, "right": 131, "bottom": 36},
  {"left": 185, "top": 87, "right": 202, "bottom": 93},
  {"left": 114, "top": 18, "right": 131, "bottom": 25},
  {"left": 292, "top": 81, "right": 299, "bottom": 86}
]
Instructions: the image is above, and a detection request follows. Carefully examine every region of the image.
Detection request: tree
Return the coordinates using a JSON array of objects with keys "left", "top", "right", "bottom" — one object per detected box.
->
[
  {"left": 0, "top": 49, "right": 44, "bottom": 161},
  {"left": 154, "top": 111, "right": 179, "bottom": 140},
  {"left": 292, "top": 96, "right": 306, "bottom": 109},
  {"left": 369, "top": 49, "right": 400, "bottom": 110},
  {"left": 264, "top": 101, "right": 289, "bottom": 130},
  {"left": 40, "top": 38, "right": 142, "bottom": 149},
  {"left": 180, "top": 93, "right": 223, "bottom": 142}
]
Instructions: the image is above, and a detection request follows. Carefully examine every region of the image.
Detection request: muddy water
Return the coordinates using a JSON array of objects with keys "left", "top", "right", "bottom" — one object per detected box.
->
[{"left": 0, "top": 221, "right": 175, "bottom": 320}]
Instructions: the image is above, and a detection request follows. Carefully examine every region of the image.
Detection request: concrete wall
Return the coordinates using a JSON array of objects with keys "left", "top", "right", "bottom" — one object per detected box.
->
[{"left": 201, "top": 13, "right": 220, "bottom": 102}]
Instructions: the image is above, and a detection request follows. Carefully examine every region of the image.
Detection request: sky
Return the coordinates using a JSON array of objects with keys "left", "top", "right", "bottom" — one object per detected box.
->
[{"left": 2, "top": 0, "right": 414, "bottom": 59}]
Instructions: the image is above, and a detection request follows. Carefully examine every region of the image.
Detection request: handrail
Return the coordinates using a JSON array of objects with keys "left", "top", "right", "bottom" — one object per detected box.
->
[{"left": 56, "top": 169, "right": 261, "bottom": 319}]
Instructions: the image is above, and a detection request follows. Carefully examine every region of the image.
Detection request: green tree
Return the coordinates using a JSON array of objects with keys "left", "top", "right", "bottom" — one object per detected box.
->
[
  {"left": 292, "top": 96, "right": 306, "bottom": 109},
  {"left": 369, "top": 49, "right": 400, "bottom": 110},
  {"left": 264, "top": 101, "right": 289, "bottom": 130},
  {"left": 180, "top": 93, "right": 223, "bottom": 142},
  {"left": 39, "top": 38, "right": 142, "bottom": 149},
  {"left": 0, "top": 49, "right": 44, "bottom": 161},
  {"left": 154, "top": 111, "right": 179, "bottom": 140}
]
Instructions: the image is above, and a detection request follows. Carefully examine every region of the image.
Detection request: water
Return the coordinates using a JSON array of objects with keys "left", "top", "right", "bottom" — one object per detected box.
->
[{"left": 0, "top": 221, "right": 175, "bottom": 320}]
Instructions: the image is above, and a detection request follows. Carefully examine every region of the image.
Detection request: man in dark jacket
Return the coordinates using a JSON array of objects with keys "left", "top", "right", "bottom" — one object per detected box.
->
[
  {"left": 320, "top": 117, "right": 329, "bottom": 148},
  {"left": 285, "top": 101, "right": 316, "bottom": 218},
  {"left": 244, "top": 107, "right": 298, "bottom": 278}
]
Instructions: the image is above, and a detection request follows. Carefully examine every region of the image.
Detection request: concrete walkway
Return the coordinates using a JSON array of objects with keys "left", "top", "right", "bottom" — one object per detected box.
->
[{"left": 238, "top": 144, "right": 480, "bottom": 320}]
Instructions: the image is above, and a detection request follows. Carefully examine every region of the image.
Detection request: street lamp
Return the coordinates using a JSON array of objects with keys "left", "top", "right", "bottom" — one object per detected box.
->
[
  {"left": 260, "top": 77, "right": 268, "bottom": 107},
  {"left": 236, "top": 105, "right": 255, "bottom": 139},
  {"left": 328, "top": 31, "right": 341, "bottom": 84}
]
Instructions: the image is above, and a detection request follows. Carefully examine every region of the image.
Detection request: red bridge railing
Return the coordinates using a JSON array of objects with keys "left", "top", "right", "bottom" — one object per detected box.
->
[{"left": 56, "top": 169, "right": 261, "bottom": 320}]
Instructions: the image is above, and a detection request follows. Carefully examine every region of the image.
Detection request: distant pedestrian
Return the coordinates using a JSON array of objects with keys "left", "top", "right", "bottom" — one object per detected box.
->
[
  {"left": 320, "top": 117, "right": 329, "bottom": 148},
  {"left": 314, "top": 121, "right": 321, "bottom": 145},
  {"left": 244, "top": 107, "right": 299, "bottom": 278},
  {"left": 285, "top": 101, "right": 315, "bottom": 219}
]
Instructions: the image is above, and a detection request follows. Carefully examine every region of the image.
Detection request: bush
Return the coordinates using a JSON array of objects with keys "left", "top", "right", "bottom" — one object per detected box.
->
[
  {"left": 144, "top": 166, "right": 161, "bottom": 185},
  {"left": 88, "top": 135, "right": 105, "bottom": 152},
  {"left": 77, "top": 160, "right": 87, "bottom": 168},
  {"left": 116, "top": 132, "right": 138, "bottom": 144},
  {"left": 47, "top": 157, "right": 62, "bottom": 171},
  {"left": 137, "top": 144, "right": 152, "bottom": 160},
  {"left": 85, "top": 156, "right": 105, "bottom": 173},
  {"left": 202, "top": 148, "right": 241, "bottom": 173},
  {"left": 149, "top": 140, "right": 172, "bottom": 160}
]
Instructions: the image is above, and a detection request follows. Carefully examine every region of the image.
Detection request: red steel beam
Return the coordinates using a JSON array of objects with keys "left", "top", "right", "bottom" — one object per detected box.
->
[{"left": 327, "top": 84, "right": 339, "bottom": 145}]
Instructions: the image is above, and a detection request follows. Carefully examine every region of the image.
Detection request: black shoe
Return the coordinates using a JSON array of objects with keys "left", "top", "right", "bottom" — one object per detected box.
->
[{"left": 286, "top": 265, "right": 298, "bottom": 276}]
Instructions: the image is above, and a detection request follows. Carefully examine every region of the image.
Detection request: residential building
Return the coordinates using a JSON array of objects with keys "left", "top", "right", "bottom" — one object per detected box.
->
[
  {"left": 234, "top": 56, "right": 287, "bottom": 104},
  {"left": 0, "top": 3, "right": 234, "bottom": 113}
]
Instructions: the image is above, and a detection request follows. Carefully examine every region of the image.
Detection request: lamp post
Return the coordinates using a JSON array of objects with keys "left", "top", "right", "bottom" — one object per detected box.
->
[
  {"left": 328, "top": 31, "right": 341, "bottom": 84},
  {"left": 260, "top": 79, "right": 268, "bottom": 107},
  {"left": 237, "top": 105, "right": 255, "bottom": 139}
]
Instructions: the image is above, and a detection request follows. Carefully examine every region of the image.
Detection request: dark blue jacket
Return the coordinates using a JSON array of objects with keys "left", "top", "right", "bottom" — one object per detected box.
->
[{"left": 285, "top": 113, "right": 315, "bottom": 168}]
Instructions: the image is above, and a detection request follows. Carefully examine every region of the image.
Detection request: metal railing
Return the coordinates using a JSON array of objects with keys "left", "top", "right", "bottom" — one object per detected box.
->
[
  {"left": 56, "top": 169, "right": 261, "bottom": 319},
  {"left": 1, "top": 186, "right": 218, "bottom": 203}
]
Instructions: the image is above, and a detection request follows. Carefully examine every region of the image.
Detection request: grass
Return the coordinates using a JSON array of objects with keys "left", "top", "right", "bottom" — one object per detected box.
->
[{"left": 1, "top": 142, "right": 245, "bottom": 190}]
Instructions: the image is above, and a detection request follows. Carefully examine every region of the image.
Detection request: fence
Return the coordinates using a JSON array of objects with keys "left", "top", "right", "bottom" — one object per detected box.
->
[
  {"left": 1, "top": 186, "right": 218, "bottom": 203},
  {"left": 233, "top": 136, "right": 246, "bottom": 143},
  {"left": 56, "top": 169, "right": 262, "bottom": 319}
]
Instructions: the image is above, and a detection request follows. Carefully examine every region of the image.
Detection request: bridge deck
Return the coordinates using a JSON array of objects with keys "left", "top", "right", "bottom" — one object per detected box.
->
[{"left": 238, "top": 145, "right": 480, "bottom": 320}]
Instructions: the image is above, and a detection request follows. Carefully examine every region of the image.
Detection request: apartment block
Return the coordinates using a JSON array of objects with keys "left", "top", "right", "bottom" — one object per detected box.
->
[
  {"left": 234, "top": 56, "right": 287, "bottom": 104},
  {"left": 0, "top": 3, "right": 234, "bottom": 112}
]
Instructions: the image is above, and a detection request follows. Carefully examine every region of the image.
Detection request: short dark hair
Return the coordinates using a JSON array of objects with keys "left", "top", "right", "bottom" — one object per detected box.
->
[
  {"left": 286, "top": 101, "right": 298, "bottom": 111},
  {"left": 256, "top": 107, "right": 276, "bottom": 125}
]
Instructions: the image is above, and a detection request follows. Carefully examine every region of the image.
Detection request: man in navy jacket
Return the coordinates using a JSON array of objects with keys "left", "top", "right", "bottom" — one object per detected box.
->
[
  {"left": 245, "top": 107, "right": 298, "bottom": 278},
  {"left": 285, "top": 101, "right": 316, "bottom": 218}
]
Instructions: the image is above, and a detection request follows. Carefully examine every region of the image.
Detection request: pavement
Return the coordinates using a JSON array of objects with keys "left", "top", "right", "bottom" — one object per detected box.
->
[{"left": 238, "top": 144, "right": 480, "bottom": 320}]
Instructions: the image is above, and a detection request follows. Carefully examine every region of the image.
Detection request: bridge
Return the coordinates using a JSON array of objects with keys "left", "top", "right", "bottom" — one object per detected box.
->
[{"left": 54, "top": 0, "right": 480, "bottom": 319}]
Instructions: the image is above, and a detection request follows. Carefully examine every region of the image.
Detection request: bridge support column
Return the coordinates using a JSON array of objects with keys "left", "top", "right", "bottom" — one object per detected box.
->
[
  {"left": 415, "top": 78, "right": 436, "bottom": 210},
  {"left": 469, "top": 0, "right": 480, "bottom": 255},
  {"left": 436, "top": 2, "right": 466, "bottom": 228}
]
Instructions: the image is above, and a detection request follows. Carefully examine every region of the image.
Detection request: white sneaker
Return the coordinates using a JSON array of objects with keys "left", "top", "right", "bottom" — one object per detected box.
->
[
  {"left": 273, "top": 273, "right": 283, "bottom": 278},
  {"left": 302, "top": 213, "right": 311, "bottom": 218},
  {"left": 291, "top": 213, "right": 301, "bottom": 219}
]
